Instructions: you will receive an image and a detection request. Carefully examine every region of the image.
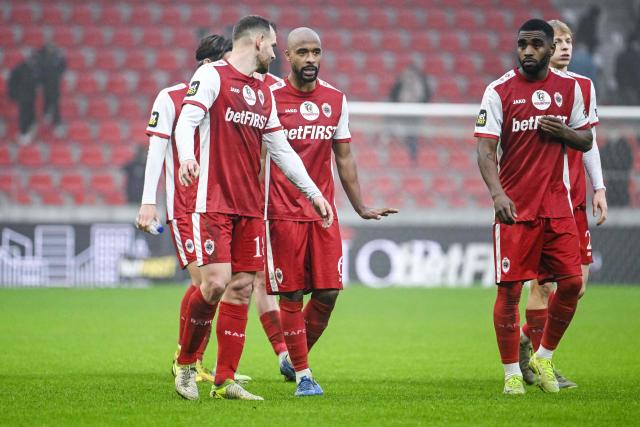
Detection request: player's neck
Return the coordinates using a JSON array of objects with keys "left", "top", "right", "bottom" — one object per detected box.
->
[
  {"left": 288, "top": 73, "right": 317, "bottom": 92},
  {"left": 518, "top": 66, "right": 549, "bottom": 81},
  {"left": 227, "top": 51, "right": 258, "bottom": 77},
  {"left": 551, "top": 64, "right": 568, "bottom": 73}
]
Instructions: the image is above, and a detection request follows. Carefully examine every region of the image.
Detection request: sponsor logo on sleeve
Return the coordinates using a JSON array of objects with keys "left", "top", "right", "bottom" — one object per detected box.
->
[
  {"left": 554, "top": 92, "right": 563, "bottom": 107},
  {"left": 148, "top": 111, "right": 159, "bottom": 128},
  {"left": 322, "top": 102, "right": 332, "bottom": 118},
  {"left": 531, "top": 90, "right": 551, "bottom": 110},
  {"left": 476, "top": 109, "right": 487, "bottom": 127},
  {"left": 300, "top": 101, "right": 319, "bottom": 121},
  {"left": 186, "top": 81, "right": 200, "bottom": 96},
  {"left": 243, "top": 85, "right": 257, "bottom": 106}
]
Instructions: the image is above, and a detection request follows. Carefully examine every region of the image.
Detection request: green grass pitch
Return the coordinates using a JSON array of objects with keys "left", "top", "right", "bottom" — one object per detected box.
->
[{"left": 1, "top": 285, "right": 639, "bottom": 426}]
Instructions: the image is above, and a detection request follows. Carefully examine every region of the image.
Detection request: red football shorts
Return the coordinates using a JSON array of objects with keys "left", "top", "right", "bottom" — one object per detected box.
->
[
  {"left": 192, "top": 212, "right": 264, "bottom": 272},
  {"left": 265, "top": 219, "right": 343, "bottom": 294},
  {"left": 573, "top": 206, "right": 593, "bottom": 265},
  {"left": 169, "top": 214, "right": 198, "bottom": 269},
  {"left": 492, "top": 217, "right": 581, "bottom": 284}
]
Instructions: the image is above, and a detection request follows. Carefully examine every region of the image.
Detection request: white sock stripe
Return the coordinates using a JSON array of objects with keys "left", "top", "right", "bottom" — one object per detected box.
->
[{"left": 171, "top": 220, "right": 188, "bottom": 266}]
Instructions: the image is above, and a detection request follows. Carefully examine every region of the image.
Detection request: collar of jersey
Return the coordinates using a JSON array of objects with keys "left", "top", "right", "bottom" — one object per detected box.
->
[
  {"left": 285, "top": 77, "right": 318, "bottom": 97},
  {"left": 514, "top": 66, "right": 552, "bottom": 84}
]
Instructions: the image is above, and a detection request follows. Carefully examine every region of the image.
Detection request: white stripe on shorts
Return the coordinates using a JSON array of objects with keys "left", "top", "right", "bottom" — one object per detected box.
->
[
  {"left": 494, "top": 223, "right": 501, "bottom": 283},
  {"left": 192, "top": 213, "right": 203, "bottom": 267},
  {"left": 264, "top": 220, "right": 278, "bottom": 292},
  {"left": 171, "top": 219, "right": 188, "bottom": 267}
]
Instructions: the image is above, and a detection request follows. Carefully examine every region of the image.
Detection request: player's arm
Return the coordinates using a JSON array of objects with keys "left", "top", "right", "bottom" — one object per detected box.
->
[
  {"left": 539, "top": 80, "right": 593, "bottom": 152},
  {"left": 583, "top": 130, "right": 608, "bottom": 225},
  {"left": 175, "top": 65, "right": 220, "bottom": 185},
  {"left": 137, "top": 90, "right": 173, "bottom": 231},
  {"left": 476, "top": 137, "right": 517, "bottom": 224}
]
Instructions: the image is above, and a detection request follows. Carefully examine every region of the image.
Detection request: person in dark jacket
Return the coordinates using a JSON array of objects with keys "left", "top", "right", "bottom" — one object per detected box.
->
[
  {"left": 35, "top": 43, "right": 66, "bottom": 127},
  {"left": 8, "top": 54, "right": 39, "bottom": 144}
]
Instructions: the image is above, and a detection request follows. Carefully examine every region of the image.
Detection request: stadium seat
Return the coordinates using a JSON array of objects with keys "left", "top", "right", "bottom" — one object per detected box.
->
[
  {"left": 85, "top": 98, "right": 113, "bottom": 118},
  {"left": 117, "top": 99, "right": 146, "bottom": 120},
  {"left": 278, "top": 8, "right": 306, "bottom": 28},
  {"left": 17, "top": 145, "right": 46, "bottom": 167},
  {"left": 417, "top": 148, "right": 442, "bottom": 169},
  {"left": 110, "top": 29, "right": 137, "bottom": 49},
  {"left": 111, "top": 145, "right": 135, "bottom": 166},
  {"left": 396, "top": 9, "right": 425, "bottom": 30},
  {"left": 67, "top": 121, "right": 94, "bottom": 143},
  {"left": 367, "top": 9, "right": 394, "bottom": 29},
  {"left": 94, "top": 50, "right": 121, "bottom": 71},
  {"left": 41, "top": 4, "right": 67, "bottom": 25},
  {"left": 0, "top": 27, "right": 19, "bottom": 44},
  {"left": 28, "top": 173, "right": 55, "bottom": 193},
  {"left": 98, "top": 121, "right": 125, "bottom": 144},
  {"left": 1, "top": 49, "right": 27, "bottom": 69},
  {"left": 485, "top": 10, "right": 510, "bottom": 29},
  {"left": 453, "top": 9, "right": 483, "bottom": 30},
  {"left": 388, "top": 148, "right": 415, "bottom": 169},
  {"left": 49, "top": 145, "right": 76, "bottom": 167},
  {"left": 101, "top": 5, "right": 128, "bottom": 25},
  {"left": 90, "top": 173, "right": 118, "bottom": 194},
  {"left": 431, "top": 175, "right": 459, "bottom": 194},
  {"left": 424, "top": 55, "right": 448, "bottom": 76},
  {"left": 425, "top": 10, "right": 449, "bottom": 30},
  {"left": 60, "top": 173, "right": 86, "bottom": 197},
  {"left": 66, "top": 50, "right": 90, "bottom": 69},
  {"left": 401, "top": 176, "right": 426, "bottom": 197},
  {"left": 369, "top": 175, "right": 396, "bottom": 197},
  {"left": 461, "top": 176, "right": 487, "bottom": 198},
  {"left": 74, "top": 73, "right": 102, "bottom": 95},
  {"left": 140, "top": 27, "right": 167, "bottom": 48},
  {"left": 10, "top": 5, "right": 36, "bottom": 25},
  {"left": 322, "top": 33, "right": 348, "bottom": 51},
  {"left": 380, "top": 32, "right": 407, "bottom": 52},
  {"left": 70, "top": 5, "right": 95, "bottom": 25},
  {"left": 335, "top": 8, "right": 365, "bottom": 28},
  {"left": 101, "top": 190, "right": 126, "bottom": 205},
  {"left": 0, "top": 173, "right": 19, "bottom": 194},
  {"left": 159, "top": 5, "right": 189, "bottom": 24},
  {"left": 82, "top": 28, "right": 108, "bottom": 47},
  {"left": 434, "top": 79, "right": 462, "bottom": 102},
  {"left": 106, "top": 75, "right": 131, "bottom": 96},
  {"left": 130, "top": 4, "right": 156, "bottom": 23},
  {"left": 439, "top": 33, "right": 465, "bottom": 52},
  {"left": 22, "top": 26, "right": 46, "bottom": 46},
  {"left": 80, "top": 146, "right": 108, "bottom": 167},
  {"left": 350, "top": 31, "right": 377, "bottom": 52},
  {"left": 0, "top": 146, "right": 12, "bottom": 167},
  {"left": 41, "top": 191, "right": 65, "bottom": 205}
]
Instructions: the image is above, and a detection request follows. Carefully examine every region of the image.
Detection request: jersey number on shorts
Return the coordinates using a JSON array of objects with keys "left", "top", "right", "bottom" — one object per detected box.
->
[{"left": 253, "top": 236, "right": 264, "bottom": 258}]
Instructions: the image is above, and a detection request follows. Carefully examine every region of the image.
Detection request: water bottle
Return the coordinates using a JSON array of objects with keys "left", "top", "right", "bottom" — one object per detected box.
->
[{"left": 147, "top": 219, "right": 164, "bottom": 235}]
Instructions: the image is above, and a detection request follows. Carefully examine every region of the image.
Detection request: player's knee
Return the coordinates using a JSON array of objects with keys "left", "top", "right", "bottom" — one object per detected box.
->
[
  {"left": 225, "top": 275, "right": 254, "bottom": 304},
  {"left": 557, "top": 275, "right": 582, "bottom": 298},
  {"left": 578, "top": 286, "right": 586, "bottom": 299},
  {"left": 280, "top": 290, "right": 304, "bottom": 303},
  {"left": 312, "top": 289, "right": 339, "bottom": 306},
  {"left": 201, "top": 276, "right": 226, "bottom": 303}
]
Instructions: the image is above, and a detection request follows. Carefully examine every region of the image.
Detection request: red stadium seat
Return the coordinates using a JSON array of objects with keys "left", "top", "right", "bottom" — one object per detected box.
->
[
  {"left": 17, "top": 145, "right": 46, "bottom": 167},
  {"left": 41, "top": 4, "right": 67, "bottom": 25},
  {"left": 140, "top": 27, "right": 167, "bottom": 48},
  {"left": 0, "top": 146, "right": 12, "bottom": 167},
  {"left": 98, "top": 121, "right": 125, "bottom": 144},
  {"left": 322, "top": 33, "right": 348, "bottom": 51},
  {"left": 468, "top": 32, "right": 496, "bottom": 50},
  {"left": 335, "top": 8, "right": 365, "bottom": 28},
  {"left": 49, "top": 145, "right": 76, "bottom": 167},
  {"left": 2, "top": 49, "right": 27, "bottom": 69},
  {"left": 367, "top": 9, "right": 394, "bottom": 29},
  {"left": 67, "top": 121, "right": 94, "bottom": 143},
  {"left": 50, "top": 26, "right": 77, "bottom": 47},
  {"left": 485, "top": 10, "right": 510, "bottom": 29},
  {"left": 74, "top": 73, "right": 101, "bottom": 95},
  {"left": 10, "top": 5, "right": 36, "bottom": 25},
  {"left": 110, "top": 29, "right": 137, "bottom": 48},
  {"left": 101, "top": 5, "right": 128, "bottom": 25},
  {"left": 350, "top": 31, "right": 377, "bottom": 52},
  {"left": 439, "top": 33, "right": 465, "bottom": 51},
  {"left": 449, "top": 152, "right": 473, "bottom": 170},
  {"left": 85, "top": 98, "right": 114, "bottom": 118},
  {"left": 94, "top": 50, "right": 121, "bottom": 70},
  {"left": 353, "top": 145, "right": 382, "bottom": 169},
  {"left": 401, "top": 176, "right": 426, "bottom": 197},
  {"left": 66, "top": 50, "right": 89, "bottom": 69},
  {"left": 111, "top": 145, "right": 135, "bottom": 166},
  {"left": 0, "top": 27, "right": 20, "bottom": 44},
  {"left": 453, "top": 9, "right": 482, "bottom": 30},
  {"left": 60, "top": 173, "right": 86, "bottom": 197},
  {"left": 388, "top": 149, "right": 414, "bottom": 169},
  {"left": 462, "top": 176, "right": 487, "bottom": 198},
  {"left": 102, "top": 190, "right": 126, "bottom": 205},
  {"left": 410, "top": 33, "right": 437, "bottom": 52},
  {"left": 22, "top": 26, "right": 46, "bottom": 46},
  {"left": 380, "top": 33, "right": 407, "bottom": 52},
  {"left": 369, "top": 175, "right": 396, "bottom": 196},
  {"left": 159, "top": 5, "right": 189, "bottom": 24},
  {"left": 155, "top": 51, "right": 187, "bottom": 72},
  {"left": 130, "top": 4, "right": 156, "bottom": 23},
  {"left": 12, "top": 191, "right": 33, "bottom": 205},
  {"left": 453, "top": 54, "right": 480, "bottom": 75},
  {"left": 424, "top": 55, "right": 448, "bottom": 75},
  {"left": 70, "top": 5, "right": 95, "bottom": 25},
  {"left": 117, "top": 99, "right": 146, "bottom": 120},
  {"left": 83, "top": 28, "right": 108, "bottom": 47},
  {"left": 28, "top": 173, "right": 55, "bottom": 193},
  {"left": 106, "top": 75, "right": 131, "bottom": 96},
  {"left": 90, "top": 173, "right": 117, "bottom": 194},
  {"left": 425, "top": 10, "right": 449, "bottom": 30},
  {"left": 431, "top": 175, "right": 459, "bottom": 194},
  {"left": 0, "top": 173, "right": 19, "bottom": 193},
  {"left": 278, "top": 8, "right": 306, "bottom": 28},
  {"left": 417, "top": 148, "right": 442, "bottom": 169},
  {"left": 396, "top": 9, "right": 425, "bottom": 30},
  {"left": 41, "top": 192, "right": 65, "bottom": 205},
  {"left": 124, "top": 51, "right": 149, "bottom": 72},
  {"left": 80, "top": 146, "right": 108, "bottom": 167}
]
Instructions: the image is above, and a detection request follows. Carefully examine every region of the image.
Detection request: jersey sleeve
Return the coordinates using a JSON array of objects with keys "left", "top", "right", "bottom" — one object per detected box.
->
[
  {"left": 264, "top": 94, "right": 284, "bottom": 134},
  {"left": 333, "top": 94, "right": 351, "bottom": 143},
  {"left": 473, "top": 85, "right": 502, "bottom": 140},
  {"left": 183, "top": 64, "right": 220, "bottom": 112},
  {"left": 145, "top": 90, "right": 175, "bottom": 139},
  {"left": 588, "top": 80, "right": 599, "bottom": 126},
  {"left": 568, "top": 80, "right": 590, "bottom": 130}
]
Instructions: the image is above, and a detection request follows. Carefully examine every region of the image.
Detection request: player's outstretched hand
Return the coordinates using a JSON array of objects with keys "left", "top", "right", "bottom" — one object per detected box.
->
[
  {"left": 538, "top": 116, "right": 568, "bottom": 139},
  {"left": 179, "top": 160, "right": 200, "bottom": 186},
  {"left": 136, "top": 204, "right": 158, "bottom": 232},
  {"left": 311, "top": 196, "right": 334, "bottom": 229},
  {"left": 494, "top": 193, "right": 517, "bottom": 224},
  {"left": 593, "top": 188, "right": 608, "bottom": 226},
  {"left": 358, "top": 207, "right": 399, "bottom": 220}
]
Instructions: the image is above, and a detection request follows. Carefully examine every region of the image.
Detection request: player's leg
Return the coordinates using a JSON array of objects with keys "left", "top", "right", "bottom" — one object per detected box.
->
[
  {"left": 519, "top": 279, "right": 553, "bottom": 385},
  {"left": 529, "top": 218, "right": 583, "bottom": 393},
  {"left": 253, "top": 270, "right": 288, "bottom": 364},
  {"left": 210, "top": 216, "right": 264, "bottom": 401},
  {"left": 579, "top": 264, "right": 589, "bottom": 298},
  {"left": 305, "top": 290, "right": 339, "bottom": 351},
  {"left": 494, "top": 281, "right": 526, "bottom": 394}
]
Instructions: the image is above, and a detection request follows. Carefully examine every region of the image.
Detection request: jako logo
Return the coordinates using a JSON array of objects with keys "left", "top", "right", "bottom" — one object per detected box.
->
[
  {"left": 512, "top": 115, "right": 567, "bottom": 132},
  {"left": 230, "top": 87, "right": 240, "bottom": 93},
  {"left": 224, "top": 107, "right": 267, "bottom": 129},
  {"left": 513, "top": 99, "right": 526, "bottom": 105}
]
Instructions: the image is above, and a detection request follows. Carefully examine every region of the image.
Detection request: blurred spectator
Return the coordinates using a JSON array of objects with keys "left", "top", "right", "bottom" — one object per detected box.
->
[
  {"left": 614, "top": 34, "right": 640, "bottom": 105},
  {"left": 601, "top": 137, "right": 633, "bottom": 206},
  {"left": 389, "top": 65, "right": 431, "bottom": 159},
  {"left": 123, "top": 147, "right": 148, "bottom": 203},
  {"left": 36, "top": 43, "right": 66, "bottom": 129},
  {"left": 569, "top": 42, "right": 598, "bottom": 85},
  {"left": 576, "top": 5, "right": 602, "bottom": 54},
  {"left": 7, "top": 53, "right": 39, "bottom": 145}
]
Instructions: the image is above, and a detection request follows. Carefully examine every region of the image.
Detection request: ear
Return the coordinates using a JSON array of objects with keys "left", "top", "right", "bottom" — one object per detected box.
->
[
  {"left": 255, "top": 33, "right": 264, "bottom": 51},
  {"left": 284, "top": 49, "right": 292, "bottom": 63},
  {"left": 202, "top": 58, "right": 211, "bottom": 64}
]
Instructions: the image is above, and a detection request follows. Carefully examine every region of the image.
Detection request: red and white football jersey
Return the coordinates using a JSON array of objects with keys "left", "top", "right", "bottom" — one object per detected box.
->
[
  {"left": 474, "top": 68, "right": 590, "bottom": 222},
  {"left": 145, "top": 82, "right": 198, "bottom": 221},
  {"left": 183, "top": 60, "right": 282, "bottom": 217},
  {"left": 565, "top": 71, "right": 599, "bottom": 209},
  {"left": 267, "top": 78, "right": 351, "bottom": 221}
]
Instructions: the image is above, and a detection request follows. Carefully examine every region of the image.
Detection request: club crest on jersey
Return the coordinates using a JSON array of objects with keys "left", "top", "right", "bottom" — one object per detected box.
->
[
  {"left": 275, "top": 268, "right": 284, "bottom": 284},
  {"left": 148, "top": 111, "right": 159, "bottom": 128},
  {"left": 257, "top": 89, "right": 265, "bottom": 105},
  {"left": 554, "top": 92, "right": 563, "bottom": 107},
  {"left": 243, "top": 85, "right": 257, "bottom": 106},
  {"left": 531, "top": 90, "right": 551, "bottom": 110},
  {"left": 322, "top": 103, "right": 332, "bottom": 118},
  {"left": 185, "top": 239, "right": 194, "bottom": 254},
  {"left": 300, "top": 101, "right": 320, "bottom": 121},
  {"left": 204, "top": 239, "right": 214, "bottom": 255},
  {"left": 476, "top": 109, "right": 487, "bottom": 127},
  {"left": 186, "top": 81, "right": 200, "bottom": 96},
  {"left": 501, "top": 257, "right": 510, "bottom": 273}
]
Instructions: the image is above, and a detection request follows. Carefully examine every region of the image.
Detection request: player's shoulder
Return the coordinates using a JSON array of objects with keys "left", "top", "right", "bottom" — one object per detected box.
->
[
  {"left": 195, "top": 61, "right": 225, "bottom": 76},
  {"left": 317, "top": 78, "right": 344, "bottom": 96},
  {"left": 270, "top": 78, "right": 287, "bottom": 92},
  {"left": 486, "top": 69, "right": 517, "bottom": 92},
  {"left": 550, "top": 67, "right": 581, "bottom": 84},
  {"left": 564, "top": 70, "right": 592, "bottom": 83},
  {"left": 155, "top": 82, "right": 188, "bottom": 101}
]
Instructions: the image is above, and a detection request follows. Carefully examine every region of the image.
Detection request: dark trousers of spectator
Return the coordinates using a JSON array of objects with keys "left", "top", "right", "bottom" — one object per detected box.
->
[
  {"left": 18, "top": 100, "right": 36, "bottom": 135},
  {"left": 43, "top": 85, "right": 61, "bottom": 125}
]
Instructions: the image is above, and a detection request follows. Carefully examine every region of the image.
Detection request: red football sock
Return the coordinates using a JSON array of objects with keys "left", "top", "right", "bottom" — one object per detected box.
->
[
  {"left": 304, "top": 298, "right": 334, "bottom": 351},
  {"left": 525, "top": 308, "right": 547, "bottom": 351},
  {"left": 214, "top": 302, "right": 249, "bottom": 385},
  {"left": 178, "top": 285, "right": 197, "bottom": 343},
  {"left": 195, "top": 322, "right": 212, "bottom": 362},
  {"left": 541, "top": 276, "right": 581, "bottom": 351},
  {"left": 493, "top": 282, "right": 523, "bottom": 364},
  {"left": 177, "top": 287, "right": 218, "bottom": 365},
  {"left": 279, "top": 299, "right": 308, "bottom": 372},
  {"left": 259, "top": 310, "right": 288, "bottom": 356},
  {"left": 521, "top": 322, "right": 530, "bottom": 339}
]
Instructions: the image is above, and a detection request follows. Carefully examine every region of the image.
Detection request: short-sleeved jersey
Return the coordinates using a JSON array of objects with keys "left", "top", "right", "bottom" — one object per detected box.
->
[
  {"left": 261, "top": 72, "right": 282, "bottom": 86},
  {"left": 474, "top": 68, "right": 590, "bottom": 221},
  {"left": 183, "top": 60, "right": 282, "bottom": 217},
  {"left": 145, "top": 82, "right": 198, "bottom": 221},
  {"left": 566, "top": 71, "right": 599, "bottom": 209},
  {"left": 267, "top": 78, "right": 351, "bottom": 221}
]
